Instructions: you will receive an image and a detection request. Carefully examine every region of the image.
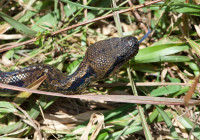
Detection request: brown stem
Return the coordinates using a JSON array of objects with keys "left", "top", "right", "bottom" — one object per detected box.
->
[{"left": 128, "top": 1, "right": 148, "bottom": 33}]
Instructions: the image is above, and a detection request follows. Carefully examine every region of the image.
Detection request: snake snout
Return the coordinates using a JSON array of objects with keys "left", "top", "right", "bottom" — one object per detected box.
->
[{"left": 122, "top": 36, "right": 139, "bottom": 48}]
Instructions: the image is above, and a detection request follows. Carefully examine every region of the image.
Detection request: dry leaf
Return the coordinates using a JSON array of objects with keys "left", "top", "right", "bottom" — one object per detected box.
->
[
  {"left": 80, "top": 113, "right": 104, "bottom": 140},
  {"left": 1, "top": 52, "right": 14, "bottom": 66}
]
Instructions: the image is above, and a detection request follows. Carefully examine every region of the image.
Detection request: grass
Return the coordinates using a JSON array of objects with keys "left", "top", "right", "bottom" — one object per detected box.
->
[{"left": 0, "top": 0, "right": 200, "bottom": 139}]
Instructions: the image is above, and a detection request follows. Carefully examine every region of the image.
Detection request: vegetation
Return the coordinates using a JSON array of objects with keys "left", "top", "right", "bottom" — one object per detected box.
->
[{"left": 0, "top": 0, "right": 200, "bottom": 139}]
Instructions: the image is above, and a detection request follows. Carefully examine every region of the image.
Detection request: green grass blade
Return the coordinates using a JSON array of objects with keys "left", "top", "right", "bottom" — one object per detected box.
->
[
  {"left": 137, "top": 106, "right": 153, "bottom": 140},
  {"left": 0, "top": 101, "right": 18, "bottom": 114},
  {"left": 150, "top": 85, "right": 181, "bottom": 97},
  {"left": 61, "top": 0, "right": 128, "bottom": 11},
  {"left": 135, "top": 43, "right": 189, "bottom": 63},
  {"left": 147, "top": 109, "right": 159, "bottom": 124},
  {"left": 0, "top": 122, "right": 24, "bottom": 135},
  {"left": 156, "top": 106, "right": 178, "bottom": 138},
  {"left": 187, "top": 38, "right": 200, "bottom": 56},
  {"left": 135, "top": 55, "right": 190, "bottom": 63},
  {"left": 170, "top": 3, "right": 200, "bottom": 16},
  {"left": 177, "top": 116, "right": 200, "bottom": 139},
  {"left": 0, "top": 11, "right": 37, "bottom": 37},
  {"left": 150, "top": 2, "right": 200, "bottom": 16},
  {"left": 127, "top": 68, "right": 153, "bottom": 140}
]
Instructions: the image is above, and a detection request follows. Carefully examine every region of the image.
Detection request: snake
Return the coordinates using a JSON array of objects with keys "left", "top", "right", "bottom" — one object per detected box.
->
[{"left": 0, "top": 32, "right": 150, "bottom": 94}]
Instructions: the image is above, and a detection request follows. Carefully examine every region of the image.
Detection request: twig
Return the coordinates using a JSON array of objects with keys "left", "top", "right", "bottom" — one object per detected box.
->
[
  {"left": 91, "top": 82, "right": 200, "bottom": 87},
  {"left": 128, "top": 1, "right": 148, "bottom": 33},
  {"left": 0, "top": 83, "right": 199, "bottom": 106}
]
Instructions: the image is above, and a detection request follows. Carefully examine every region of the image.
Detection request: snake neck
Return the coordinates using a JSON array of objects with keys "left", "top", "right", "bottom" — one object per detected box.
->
[
  {"left": 48, "top": 62, "right": 97, "bottom": 94},
  {"left": 0, "top": 63, "right": 96, "bottom": 94}
]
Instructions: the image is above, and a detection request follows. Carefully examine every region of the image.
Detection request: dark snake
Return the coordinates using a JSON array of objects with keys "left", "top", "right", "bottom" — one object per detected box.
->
[{"left": 0, "top": 35, "right": 143, "bottom": 94}]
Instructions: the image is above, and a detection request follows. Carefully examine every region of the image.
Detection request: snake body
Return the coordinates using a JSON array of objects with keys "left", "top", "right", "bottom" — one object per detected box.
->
[{"left": 0, "top": 36, "right": 139, "bottom": 94}]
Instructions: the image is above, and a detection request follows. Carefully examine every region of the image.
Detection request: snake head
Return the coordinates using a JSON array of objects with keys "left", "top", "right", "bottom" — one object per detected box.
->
[
  {"left": 84, "top": 36, "right": 139, "bottom": 79},
  {"left": 116, "top": 36, "right": 139, "bottom": 62}
]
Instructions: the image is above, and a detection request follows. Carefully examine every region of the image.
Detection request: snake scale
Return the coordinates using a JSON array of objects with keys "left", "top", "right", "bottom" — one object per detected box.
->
[{"left": 0, "top": 36, "right": 139, "bottom": 94}]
